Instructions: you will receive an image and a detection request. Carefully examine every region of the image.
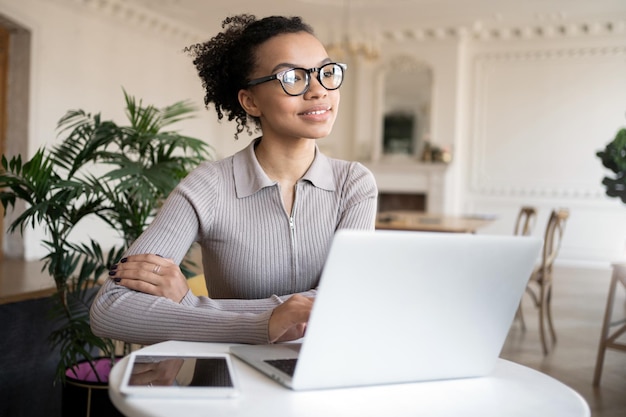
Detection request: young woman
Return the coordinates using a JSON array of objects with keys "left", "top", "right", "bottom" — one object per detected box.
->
[{"left": 90, "top": 14, "right": 378, "bottom": 345}]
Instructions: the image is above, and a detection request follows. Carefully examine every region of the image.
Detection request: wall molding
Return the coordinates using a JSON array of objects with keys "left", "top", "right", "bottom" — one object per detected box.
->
[
  {"left": 472, "top": 185, "right": 605, "bottom": 200},
  {"left": 469, "top": 44, "right": 626, "bottom": 201}
]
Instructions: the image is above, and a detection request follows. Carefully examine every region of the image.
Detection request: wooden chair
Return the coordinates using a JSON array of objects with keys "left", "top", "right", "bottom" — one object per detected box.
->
[
  {"left": 523, "top": 208, "right": 570, "bottom": 355},
  {"left": 188, "top": 274, "right": 209, "bottom": 297},
  {"left": 593, "top": 263, "right": 626, "bottom": 386},
  {"left": 513, "top": 206, "right": 537, "bottom": 237},
  {"left": 513, "top": 206, "right": 537, "bottom": 329}
]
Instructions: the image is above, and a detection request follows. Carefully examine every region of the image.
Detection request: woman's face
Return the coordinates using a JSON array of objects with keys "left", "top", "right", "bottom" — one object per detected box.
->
[{"left": 242, "top": 31, "right": 341, "bottom": 142}]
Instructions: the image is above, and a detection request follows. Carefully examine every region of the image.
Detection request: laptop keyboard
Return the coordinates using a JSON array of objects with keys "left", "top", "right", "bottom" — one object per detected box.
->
[{"left": 265, "top": 359, "right": 298, "bottom": 377}]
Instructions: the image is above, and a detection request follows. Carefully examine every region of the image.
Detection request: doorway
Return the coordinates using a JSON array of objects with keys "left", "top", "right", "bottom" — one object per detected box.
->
[
  {"left": 0, "top": 25, "right": 9, "bottom": 259},
  {"left": 0, "top": 15, "right": 31, "bottom": 259}
]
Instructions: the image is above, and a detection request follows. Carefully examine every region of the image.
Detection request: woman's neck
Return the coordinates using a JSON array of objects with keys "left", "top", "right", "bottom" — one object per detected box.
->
[{"left": 254, "top": 137, "right": 316, "bottom": 184}]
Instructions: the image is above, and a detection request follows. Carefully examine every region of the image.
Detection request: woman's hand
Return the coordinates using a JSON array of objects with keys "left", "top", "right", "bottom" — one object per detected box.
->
[
  {"left": 109, "top": 254, "right": 189, "bottom": 303},
  {"left": 268, "top": 294, "right": 314, "bottom": 343}
]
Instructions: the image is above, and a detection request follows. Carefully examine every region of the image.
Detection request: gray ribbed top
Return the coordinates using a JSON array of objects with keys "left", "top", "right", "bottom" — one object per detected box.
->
[{"left": 90, "top": 139, "right": 378, "bottom": 345}]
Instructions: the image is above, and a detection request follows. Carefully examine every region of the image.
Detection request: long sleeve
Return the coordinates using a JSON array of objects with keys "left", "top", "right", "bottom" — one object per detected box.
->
[
  {"left": 90, "top": 140, "right": 378, "bottom": 345},
  {"left": 90, "top": 159, "right": 285, "bottom": 345},
  {"left": 91, "top": 279, "right": 278, "bottom": 345}
]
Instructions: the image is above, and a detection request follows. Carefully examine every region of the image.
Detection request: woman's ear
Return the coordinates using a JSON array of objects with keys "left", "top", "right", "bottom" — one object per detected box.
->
[{"left": 238, "top": 89, "right": 262, "bottom": 118}]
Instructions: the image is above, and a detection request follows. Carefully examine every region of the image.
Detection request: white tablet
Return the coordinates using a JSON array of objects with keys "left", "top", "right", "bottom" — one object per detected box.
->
[{"left": 120, "top": 352, "right": 239, "bottom": 398}]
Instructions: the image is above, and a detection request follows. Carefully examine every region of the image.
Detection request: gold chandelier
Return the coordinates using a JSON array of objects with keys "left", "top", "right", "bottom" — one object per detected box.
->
[{"left": 324, "top": 0, "right": 381, "bottom": 61}]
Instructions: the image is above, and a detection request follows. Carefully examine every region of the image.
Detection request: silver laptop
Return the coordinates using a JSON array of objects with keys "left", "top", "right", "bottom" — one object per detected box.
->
[{"left": 230, "top": 229, "right": 542, "bottom": 391}]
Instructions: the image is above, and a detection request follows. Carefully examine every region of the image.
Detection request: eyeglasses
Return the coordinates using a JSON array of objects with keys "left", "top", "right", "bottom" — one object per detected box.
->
[{"left": 247, "top": 62, "right": 347, "bottom": 96}]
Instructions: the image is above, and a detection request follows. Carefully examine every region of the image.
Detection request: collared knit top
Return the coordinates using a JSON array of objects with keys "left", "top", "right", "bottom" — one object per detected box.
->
[{"left": 90, "top": 138, "right": 378, "bottom": 345}]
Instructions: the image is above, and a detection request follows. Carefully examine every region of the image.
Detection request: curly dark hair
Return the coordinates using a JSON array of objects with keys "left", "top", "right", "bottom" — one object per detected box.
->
[{"left": 186, "top": 14, "right": 315, "bottom": 139}]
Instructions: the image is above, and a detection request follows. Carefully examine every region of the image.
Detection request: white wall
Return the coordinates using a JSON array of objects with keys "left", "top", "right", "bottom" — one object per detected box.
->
[
  {"left": 343, "top": 26, "right": 626, "bottom": 268},
  {"left": 0, "top": 0, "right": 242, "bottom": 260},
  {"left": 2, "top": 0, "right": 626, "bottom": 268},
  {"left": 460, "top": 33, "right": 626, "bottom": 268}
]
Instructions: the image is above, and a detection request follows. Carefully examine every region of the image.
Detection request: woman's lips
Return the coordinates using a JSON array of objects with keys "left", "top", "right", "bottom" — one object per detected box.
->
[
  {"left": 298, "top": 106, "right": 332, "bottom": 120},
  {"left": 302, "top": 109, "right": 328, "bottom": 115}
]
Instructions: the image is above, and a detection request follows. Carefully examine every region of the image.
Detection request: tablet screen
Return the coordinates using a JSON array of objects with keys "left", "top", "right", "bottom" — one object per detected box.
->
[
  {"left": 120, "top": 353, "right": 239, "bottom": 397},
  {"left": 127, "top": 355, "right": 233, "bottom": 387}
]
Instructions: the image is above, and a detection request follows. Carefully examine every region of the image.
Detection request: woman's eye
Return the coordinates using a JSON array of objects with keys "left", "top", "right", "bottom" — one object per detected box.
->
[{"left": 283, "top": 71, "right": 303, "bottom": 84}]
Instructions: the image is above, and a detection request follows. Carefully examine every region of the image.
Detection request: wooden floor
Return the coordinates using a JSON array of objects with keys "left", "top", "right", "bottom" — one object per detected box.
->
[{"left": 501, "top": 265, "right": 626, "bottom": 417}]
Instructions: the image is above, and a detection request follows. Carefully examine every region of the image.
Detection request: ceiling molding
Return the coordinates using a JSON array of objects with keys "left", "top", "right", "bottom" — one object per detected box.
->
[
  {"left": 473, "top": 45, "right": 626, "bottom": 62},
  {"left": 55, "top": 0, "right": 206, "bottom": 42},
  {"left": 54, "top": 0, "right": 626, "bottom": 45},
  {"left": 382, "top": 19, "right": 626, "bottom": 43}
]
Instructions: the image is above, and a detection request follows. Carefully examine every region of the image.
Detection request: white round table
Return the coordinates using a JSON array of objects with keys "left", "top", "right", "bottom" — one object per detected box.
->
[{"left": 109, "top": 340, "right": 590, "bottom": 417}]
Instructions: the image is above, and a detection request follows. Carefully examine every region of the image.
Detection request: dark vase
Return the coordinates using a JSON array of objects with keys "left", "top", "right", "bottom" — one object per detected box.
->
[{"left": 62, "top": 357, "right": 124, "bottom": 417}]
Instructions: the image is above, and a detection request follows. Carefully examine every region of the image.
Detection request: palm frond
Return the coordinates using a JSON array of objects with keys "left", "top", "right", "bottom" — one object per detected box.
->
[
  {"left": 1, "top": 89, "right": 214, "bottom": 384},
  {"left": 159, "top": 99, "right": 199, "bottom": 127}
]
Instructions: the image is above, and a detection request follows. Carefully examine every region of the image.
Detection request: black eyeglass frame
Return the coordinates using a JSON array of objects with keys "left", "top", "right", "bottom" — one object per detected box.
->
[{"left": 247, "top": 62, "right": 347, "bottom": 96}]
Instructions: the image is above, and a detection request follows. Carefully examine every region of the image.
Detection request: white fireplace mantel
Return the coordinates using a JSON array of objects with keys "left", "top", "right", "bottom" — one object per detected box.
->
[{"left": 363, "top": 160, "right": 448, "bottom": 213}]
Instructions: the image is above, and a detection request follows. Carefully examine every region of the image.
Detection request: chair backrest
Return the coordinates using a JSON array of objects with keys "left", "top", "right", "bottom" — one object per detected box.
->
[
  {"left": 187, "top": 274, "right": 208, "bottom": 297},
  {"left": 514, "top": 206, "right": 537, "bottom": 236},
  {"left": 540, "top": 208, "right": 569, "bottom": 272}
]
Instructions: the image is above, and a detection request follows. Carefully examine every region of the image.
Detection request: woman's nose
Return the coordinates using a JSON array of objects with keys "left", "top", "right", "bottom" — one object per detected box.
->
[{"left": 304, "top": 73, "right": 327, "bottom": 98}]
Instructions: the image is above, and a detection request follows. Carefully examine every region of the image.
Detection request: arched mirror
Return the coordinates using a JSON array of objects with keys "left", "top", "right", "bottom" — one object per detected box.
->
[{"left": 381, "top": 55, "right": 432, "bottom": 159}]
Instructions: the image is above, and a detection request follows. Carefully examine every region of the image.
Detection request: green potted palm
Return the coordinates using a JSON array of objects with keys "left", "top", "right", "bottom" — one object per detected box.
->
[
  {"left": 0, "top": 90, "right": 211, "bottom": 416},
  {"left": 597, "top": 127, "right": 626, "bottom": 202}
]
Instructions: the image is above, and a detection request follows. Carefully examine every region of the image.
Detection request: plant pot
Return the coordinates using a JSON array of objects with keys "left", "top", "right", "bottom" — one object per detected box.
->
[{"left": 62, "top": 357, "right": 124, "bottom": 417}]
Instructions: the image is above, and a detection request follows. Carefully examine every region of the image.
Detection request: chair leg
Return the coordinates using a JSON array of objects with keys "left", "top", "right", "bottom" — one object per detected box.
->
[
  {"left": 515, "top": 302, "right": 526, "bottom": 331},
  {"left": 545, "top": 285, "right": 557, "bottom": 344},
  {"left": 593, "top": 332, "right": 608, "bottom": 387},
  {"left": 538, "top": 283, "right": 554, "bottom": 355},
  {"left": 593, "top": 270, "right": 619, "bottom": 386}
]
